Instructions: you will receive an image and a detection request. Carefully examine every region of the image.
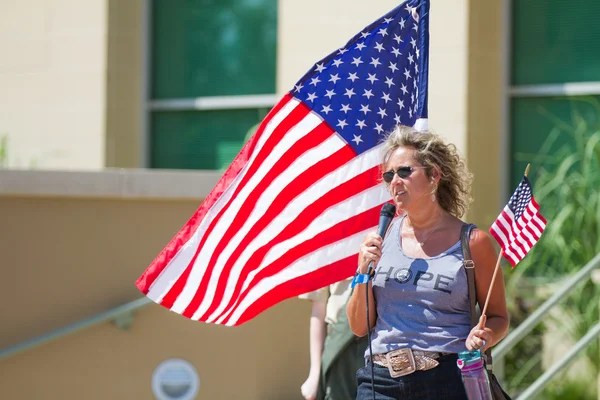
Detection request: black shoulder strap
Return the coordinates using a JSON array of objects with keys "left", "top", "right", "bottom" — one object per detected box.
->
[
  {"left": 461, "top": 223, "right": 494, "bottom": 367},
  {"left": 461, "top": 223, "right": 477, "bottom": 327}
]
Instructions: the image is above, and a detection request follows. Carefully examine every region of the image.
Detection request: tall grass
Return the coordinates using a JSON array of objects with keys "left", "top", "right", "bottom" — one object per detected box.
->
[{"left": 502, "top": 99, "right": 600, "bottom": 398}]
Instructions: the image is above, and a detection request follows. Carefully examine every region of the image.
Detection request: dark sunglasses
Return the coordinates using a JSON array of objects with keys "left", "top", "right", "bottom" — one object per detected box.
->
[{"left": 382, "top": 166, "right": 428, "bottom": 183}]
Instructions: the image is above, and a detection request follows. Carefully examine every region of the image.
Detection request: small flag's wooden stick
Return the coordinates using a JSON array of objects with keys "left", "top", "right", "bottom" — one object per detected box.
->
[
  {"left": 478, "top": 164, "right": 530, "bottom": 329},
  {"left": 479, "top": 253, "right": 503, "bottom": 324}
]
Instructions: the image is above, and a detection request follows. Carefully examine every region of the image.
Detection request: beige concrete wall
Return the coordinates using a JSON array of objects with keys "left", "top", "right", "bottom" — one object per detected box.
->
[
  {"left": 0, "top": 173, "right": 312, "bottom": 399},
  {"left": 465, "top": 0, "right": 505, "bottom": 226},
  {"left": 0, "top": 0, "right": 108, "bottom": 170},
  {"left": 428, "top": 0, "right": 469, "bottom": 152},
  {"left": 277, "top": 0, "right": 401, "bottom": 92},
  {"left": 105, "top": 0, "right": 143, "bottom": 169}
]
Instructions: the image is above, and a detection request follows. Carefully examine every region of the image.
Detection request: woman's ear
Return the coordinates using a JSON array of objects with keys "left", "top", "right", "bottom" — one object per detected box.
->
[{"left": 429, "top": 166, "right": 441, "bottom": 184}]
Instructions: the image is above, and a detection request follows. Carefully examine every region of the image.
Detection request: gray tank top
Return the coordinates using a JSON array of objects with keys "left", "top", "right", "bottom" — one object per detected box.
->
[{"left": 368, "top": 216, "right": 472, "bottom": 356}]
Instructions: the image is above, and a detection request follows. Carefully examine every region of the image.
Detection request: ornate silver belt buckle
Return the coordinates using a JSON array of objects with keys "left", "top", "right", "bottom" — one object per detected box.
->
[{"left": 385, "top": 348, "right": 416, "bottom": 378}]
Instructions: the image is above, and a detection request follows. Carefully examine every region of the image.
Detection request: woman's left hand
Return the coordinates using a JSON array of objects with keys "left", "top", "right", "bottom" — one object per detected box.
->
[{"left": 466, "top": 315, "right": 492, "bottom": 352}]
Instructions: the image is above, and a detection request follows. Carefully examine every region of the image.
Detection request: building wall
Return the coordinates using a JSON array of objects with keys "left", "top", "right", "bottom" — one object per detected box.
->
[
  {"left": 466, "top": 0, "right": 505, "bottom": 226},
  {"left": 0, "top": 1, "right": 505, "bottom": 228},
  {"left": 105, "top": 0, "right": 144, "bottom": 168},
  {"left": 0, "top": 0, "right": 108, "bottom": 170},
  {"left": 0, "top": 170, "right": 312, "bottom": 400}
]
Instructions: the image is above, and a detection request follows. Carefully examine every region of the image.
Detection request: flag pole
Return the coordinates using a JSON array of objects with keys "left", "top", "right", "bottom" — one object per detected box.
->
[{"left": 478, "top": 164, "right": 530, "bottom": 329}]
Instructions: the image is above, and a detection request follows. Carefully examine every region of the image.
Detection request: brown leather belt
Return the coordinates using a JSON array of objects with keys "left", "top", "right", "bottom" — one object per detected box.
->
[{"left": 371, "top": 348, "right": 453, "bottom": 378}]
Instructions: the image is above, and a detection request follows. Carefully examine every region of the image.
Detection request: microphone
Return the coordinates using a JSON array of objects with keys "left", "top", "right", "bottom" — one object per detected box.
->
[{"left": 367, "top": 203, "right": 397, "bottom": 275}]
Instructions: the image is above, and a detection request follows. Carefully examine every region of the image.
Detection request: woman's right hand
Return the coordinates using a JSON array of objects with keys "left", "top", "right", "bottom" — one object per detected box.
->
[{"left": 358, "top": 231, "right": 383, "bottom": 274}]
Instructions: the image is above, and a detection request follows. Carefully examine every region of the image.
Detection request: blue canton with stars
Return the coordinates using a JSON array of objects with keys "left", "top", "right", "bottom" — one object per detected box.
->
[
  {"left": 507, "top": 176, "right": 533, "bottom": 220},
  {"left": 292, "top": 0, "right": 430, "bottom": 155}
]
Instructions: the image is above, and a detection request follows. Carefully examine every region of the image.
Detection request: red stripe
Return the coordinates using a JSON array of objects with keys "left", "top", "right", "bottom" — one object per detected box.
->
[
  {"left": 506, "top": 242, "right": 525, "bottom": 263},
  {"left": 195, "top": 140, "right": 357, "bottom": 321},
  {"left": 504, "top": 250, "right": 518, "bottom": 267},
  {"left": 530, "top": 214, "right": 545, "bottom": 233},
  {"left": 219, "top": 198, "right": 381, "bottom": 325},
  {"left": 530, "top": 197, "right": 541, "bottom": 212},
  {"left": 215, "top": 166, "right": 379, "bottom": 323},
  {"left": 184, "top": 122, "right": 338, "bottom": 318},
  {"left": 489, "top": 226, "right": 502, "bottom": 247},
  {"left": 232, "top": 255, "right": 357, "bottom": 326},
  {"left": 135, "top": 94, "right": 292, "bottom": 294},
  {"left": 501, "top": 210, "right": 528, "bottom": 256},
  {"left": 530, "top": 198, "right": 547, "bottom": 225},
  {"left": 523, "top": 223, "right": 540, "bottom": 244},
  {"left": 518, "top": 206, "right": 544, "bottom": 244},
  {"left": 516, "top": 207, "right": 544, "bottom": 249},
  {"left": 158, "top": 99, "right": 311, "bottom": 309},
  {"left": 513, "top": 219, "right": 534, "bottom": 248},
  {"left": 193, "top": 142, "right": 360, "bottom": 320},
  {"left": 491, "top": 213, "right": 522, "bottom": 266},
  {"left": 520, "top": 207, "right": 542, "bottom": 243},
  {"left": 493, "top": 214, "right": 512, "bottom": 249}
]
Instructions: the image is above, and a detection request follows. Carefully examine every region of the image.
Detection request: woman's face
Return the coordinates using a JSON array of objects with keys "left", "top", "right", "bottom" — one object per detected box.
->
[{"left": 384, "top": 146, "right": 433, "bottom": 212}]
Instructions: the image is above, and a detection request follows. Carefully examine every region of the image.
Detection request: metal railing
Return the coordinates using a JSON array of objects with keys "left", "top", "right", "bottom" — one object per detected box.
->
[
  {"left": 0, "top": 297, "right": 152, "bottom": 361},
  {"left": 493, "top": 252, "right": 600, "bottom": 399},
  {"left": 1, "top": 253, "right": 599, "bottom": 399}
]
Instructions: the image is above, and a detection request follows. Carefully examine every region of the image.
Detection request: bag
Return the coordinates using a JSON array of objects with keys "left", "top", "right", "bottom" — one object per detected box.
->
[{"left": 461, "top": 224, "right": 512, "bottom": 400}]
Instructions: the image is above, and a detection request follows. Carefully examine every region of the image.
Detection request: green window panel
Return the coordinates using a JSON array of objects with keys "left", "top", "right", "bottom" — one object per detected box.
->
[
  {"left": 150, "top": 109, "right": 269, "bottom": 170},
  {"left": 510, "top": 96, "right": 600, "bottom": 188},
  {"left": 151, "top": 0, "right": 277, "bottom": 99},
  {"left": 512, "top": 0, "right": 600, "bottom": 85}
]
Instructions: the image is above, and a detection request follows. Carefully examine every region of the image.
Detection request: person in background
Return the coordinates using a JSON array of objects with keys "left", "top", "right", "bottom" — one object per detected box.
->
[
  {"left": 347, "top": 125, "right": 509, "bottom": 399},
  {"left": 300, "top": 278, "right": 368, "bottom": 400}
]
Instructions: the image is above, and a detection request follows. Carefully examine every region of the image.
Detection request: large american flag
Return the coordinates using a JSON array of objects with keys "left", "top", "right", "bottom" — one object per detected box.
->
[
  {"left": 136, "top": 0, "right": 431, "bottom": 326},
  {"left": 489, "top": 176, "right": 547, "bottom": 267}
]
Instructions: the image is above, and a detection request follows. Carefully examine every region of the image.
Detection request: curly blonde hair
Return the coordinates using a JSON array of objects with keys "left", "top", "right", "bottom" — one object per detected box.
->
[{"left": 381, "top": 125, "right": 473, "bottom": 218}]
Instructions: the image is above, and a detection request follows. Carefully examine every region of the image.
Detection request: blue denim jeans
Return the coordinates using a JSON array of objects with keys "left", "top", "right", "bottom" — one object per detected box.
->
[{"left": 356, "top": 355, "right": 468, "bottom": 400}]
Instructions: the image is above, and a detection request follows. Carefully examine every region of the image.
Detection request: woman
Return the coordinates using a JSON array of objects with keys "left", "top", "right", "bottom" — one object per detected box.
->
[{"left": 346, "top": 125, "right": 509, "bottom": 399}]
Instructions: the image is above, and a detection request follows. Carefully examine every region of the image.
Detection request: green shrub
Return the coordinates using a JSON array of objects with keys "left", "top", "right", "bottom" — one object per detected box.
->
[{"left": 502, "top": 98, "right": 600, "bottom": 397}]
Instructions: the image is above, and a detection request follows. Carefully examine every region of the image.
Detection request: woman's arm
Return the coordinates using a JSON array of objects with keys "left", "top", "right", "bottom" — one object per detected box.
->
[
  {"left": 346, "top": 231, "right": 381, "bottom": 337},
  {"left": 347, "top": 276, "right": 377, "bottom": 337},
  {"left": 466, "top": 228, "right": 510, "bottom": 351}
]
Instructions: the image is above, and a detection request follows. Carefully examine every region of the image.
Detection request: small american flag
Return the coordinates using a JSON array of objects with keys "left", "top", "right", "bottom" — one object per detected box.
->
[
  {"left": 489, "top": 176, "right": 547, "bottom": 267},
  {"left": 136, "top": 0, "right": 430, "bottom": 326}
]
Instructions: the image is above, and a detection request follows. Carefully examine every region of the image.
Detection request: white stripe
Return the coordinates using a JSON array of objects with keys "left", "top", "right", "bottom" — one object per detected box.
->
[
  {"left": 495, "top": 209, "right": 525, "bottom": 261},
  {"left": 147, "top": 97, "right": 299, "bottom": 307},
  {"left": 414, "top": 118, "right": 428, "bottom": 132},
  {"left": 525, "top": 203, "right": 545, "bottom": 236},
  {"left": 260, "top": 149, "right": 385, "bottom": 269},
  {"left": 510, "top": 216, "right": 534, "bottom": 251},
  {"left": 200, "top": 133, "right": 348, "bottom": 321},
  {"left": 517, "top": 208, "right": 542, "bottom": 242},
  {"left": 512, "top": 201, "right": 547, "bottom": 255},
  {"left": 532, "top": 214, "right": 546, "bottom": 232},
  {"left": 502, "top": 210, "right": 531, "bottom": 259},
  {"left": 204, "top": 142, "right": 384, "bottom": 322},
  {"left": 172, "top": 106, "right": 324, "bottom": 315},
  {"left": 212, "top": 183, "right": 389, "bottom": 324},
  {"left": 505, "top": 250, "right": 519, "bottom": 266},
  {"left": 506, "top": 232, "right": 528, "bottom": 261},
  {"left": 225, "top": 229, "right": 370, "bottom": 326},
  {"left": 492, "top": 215, "right": 520, "bottom": 265}
]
